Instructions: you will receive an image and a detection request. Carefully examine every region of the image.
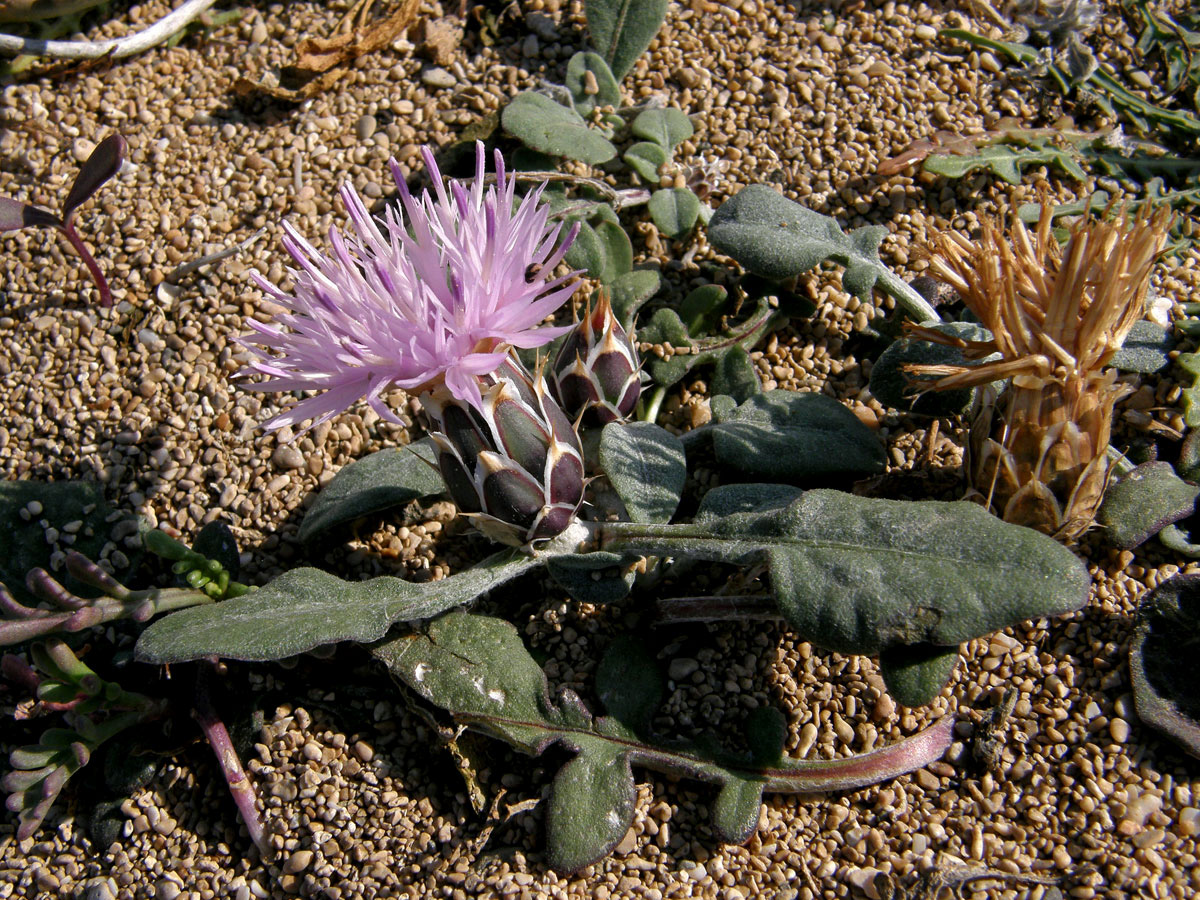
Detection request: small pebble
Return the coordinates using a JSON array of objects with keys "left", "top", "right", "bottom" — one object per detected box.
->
[
  {"left": 282, "top": 850, "right": 313, "bottom": 875},
  {"left": 421, "top": 67, "right": 456, "bottom": 89}
]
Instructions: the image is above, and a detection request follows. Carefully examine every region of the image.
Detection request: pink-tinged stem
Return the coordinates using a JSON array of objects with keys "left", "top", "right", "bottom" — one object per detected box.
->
[
  {"left": 59, "top": 221, "right": 112, "bottom": 308},
  {"left": 193, "top": 666, "right": 272, "bottom": 861},
  {"left": 757, "top": 714, "right": 955, "bottom": 792}
]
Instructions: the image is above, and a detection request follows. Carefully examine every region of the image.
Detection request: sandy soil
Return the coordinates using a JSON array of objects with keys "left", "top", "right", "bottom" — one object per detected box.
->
[{"left": 1, "top": 0, "right": 1199, "bottom": 898}]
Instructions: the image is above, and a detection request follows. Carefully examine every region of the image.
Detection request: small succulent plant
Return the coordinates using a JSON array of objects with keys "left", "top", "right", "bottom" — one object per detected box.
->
[{"left": 0, "top": 133, "right": 125, "bottom": 307}]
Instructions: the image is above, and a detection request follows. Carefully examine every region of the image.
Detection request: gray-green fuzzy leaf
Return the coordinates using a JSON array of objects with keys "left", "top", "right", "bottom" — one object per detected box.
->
[
  {"left": 710, "top": 347, "right": 762, "bottom": 403},
  {"left": 922, "top": 142, "right": 1087, "bottom": 185},
  {"left": 869, "top": 322, "right": 1000, "bottom": 416},
  {"left": 599, "top": 422, "right": 686, "bottom": 524},
  {"left": 546, "top": 552, "right": 635, "bottom": 604},
  {"left": 601, "top": 488, "right": 1091, "bottom": 655},
  {"left": 708, "top": 185, "right": 938, "bottom": 321},
  {"left": 585, "top": 0, "right": 669, "bottom": 81},
  {"left": 878, "top": 644, "right": 961, "bottom": 708},
  {"left": 623, "top": 142, "right": 668, "bottom": 182},
  {"left": 565, "top": 51, "right": 621, "bottom": 117},
  {"left": 1111, "top": 319, "right": 1174, "bottom": 375},
  {"left": 1130, "top": 574, "right": 1200, "bottom": 758},
  {"left": 501, "top": 92, "right": 617, "bottom": 165},
  {"left": 373, "top": 611, "right": 955, "bottom": 871},
  {"left": 630, "top": 108, "right": 694, "bottom": 149},
  {"left": 135, "top": 550, "right": 541, "bottom": 663},
  {"left": 707, "top": 391, "right": 885, "bottom": 483},
  {"left": 648, "top": 188, "right": 701, "bottom": 239},
  {"left": 608, "top": 268, "right": 662, "bottom": 329},
  {"left": 1098, "top": 462, "right": 1200, "bottom": 550},
  {"left": 637, "top": 297, "right": 784, "bottom": 389},
  {"left": 298, "top": 439, "right": 444, "bottom": 548}
]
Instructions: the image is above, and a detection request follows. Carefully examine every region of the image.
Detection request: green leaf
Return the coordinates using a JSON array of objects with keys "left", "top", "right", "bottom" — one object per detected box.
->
[
  {"left": 599, "top": 422, "right": 687, "bottom": 524},
  {"left": 648, "top": 187, "right": 701, "bottom": 239},
  {"left": 710, "top": 347, "right": 761, "bottom": 403},
  {"left": 1097, "top": 462, "right": 1199, "bottom": 550},
  {"left": 623, "top": 141, "right": 668, "bottom": 182},
  {"left": 373, "top": 611, "right": 955, "bottom": 871},
  {"left": 707, "top": 391, "right": 885, "bottom": 483},
  {"left": 708, "top": 185, "right": 939, "bottom": 321},
  {"left": 869, "top": 322, "right": 999, "bottom": 416},
  {"left": 601, "top": 488, "right": 1092, "bottom": 656},
  {"left": 563, "top": 216, "right": 632, "bottom": 283},
  {"left": 1111, "top": 320, "right": 1174, "bottom": 374},
  {"left": 501, "top": 92, "right": 617, "bottom": 165},
  {"left": 585, "top": 0, "right": 669, "bottom": 81},
  {"left": 630, "top": 108, "right": 694, "bottom": 149},
  {"left": 1130, "top": 574, "right": 1200, "bottom": 758},
  {"left": 607, "top": 268, "right": 662, "bottom": 329},
  {"left": 298, "top": 440, "right": 444, "bottom": 548},
  {"left": 546, "top": 552, "right": 636, "bottom": 604},
  {"left": 679, "top": 284, "right": 728, "bottom": 333},
  {"left": 922, "top": 142, "right": 1087, "bottom": 185},
  {"left": 878, "top": 644, "right": 961, "bottom": 708},
  {"left": 190, "top": 520, "right": 241, "bottom": 580},
  {"left": 594, "top": 636, "right": 662, "bottom": 735},
  {"left": 0, "top": 481, "right": 136, "bottom": 606},
  {"left": 594, "top": 220, "right": 633, "bottom": 282},
  {"left": 565, "top": 51, "right": 622, "bottom": 117},
  {"left": 637, "top": 296, "right": 784, "bottom": 389},
  {"left": 134, "top": 549, "right": 542, "bottom": 663}
]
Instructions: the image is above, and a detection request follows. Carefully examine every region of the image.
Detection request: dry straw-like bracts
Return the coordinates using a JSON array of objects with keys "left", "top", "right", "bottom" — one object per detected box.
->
[{"left": 907, "top": 201, "right": 1171, "bottom": 541}]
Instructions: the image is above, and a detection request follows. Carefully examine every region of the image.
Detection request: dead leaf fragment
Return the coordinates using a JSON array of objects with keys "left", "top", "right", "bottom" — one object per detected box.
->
[{"left": 234, "top": 0, "right": 421, "bottom": 103}]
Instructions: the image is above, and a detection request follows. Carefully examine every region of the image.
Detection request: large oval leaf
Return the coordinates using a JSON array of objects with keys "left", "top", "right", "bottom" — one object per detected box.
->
[
  {"left": 585, "top": 0, "right": 669, "bottom": 81},
  {"left": 708, "top": 391, "right": 885, "bottom": 483},
  {"left": 135, "top": 549, "right": 541, "bottom": 663},
  {"left": 565, "top": 51, "right": 621, "bottom": 117},
  {"left": 708, "top": 185, "right": 939, "bottom": 322},
  {"left": 599, "top": 422, "right": 686, "bottom": 524},
  {"left": 502, "top": 92, "right": 616, "bottom": 165},
  {"left": 601, "top": 488, "right": 1091, "bottom": 655},
  {"left": 298, "top": 438, "right": 444, "bottom": 548}
]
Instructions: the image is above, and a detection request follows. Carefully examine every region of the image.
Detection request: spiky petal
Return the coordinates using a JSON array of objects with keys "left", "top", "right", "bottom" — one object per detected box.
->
[
  {"left": 238, "top": 142, "right": 582, "bottom": 430},
  {"left": 906, "top": 201, "right": 1170, "bottom": 541}
]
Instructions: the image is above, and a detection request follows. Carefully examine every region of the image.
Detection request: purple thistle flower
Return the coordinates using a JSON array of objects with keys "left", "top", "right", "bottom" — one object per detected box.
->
[{"left": 239, "top": 142, "right": 582, "bottom": 430}]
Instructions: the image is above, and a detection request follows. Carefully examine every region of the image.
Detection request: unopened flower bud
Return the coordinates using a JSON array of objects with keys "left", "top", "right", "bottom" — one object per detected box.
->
[
  {"left": 423, "top": 357, "right": 585, "bottom": 547},
  {"left": 551, "top": 293, "right": 641, "bottom": 424}
]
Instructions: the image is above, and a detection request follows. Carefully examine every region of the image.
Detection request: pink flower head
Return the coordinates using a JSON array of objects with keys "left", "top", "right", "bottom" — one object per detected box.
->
[{"left": 239, "top": 142, "right": 581, "bottom": 430}]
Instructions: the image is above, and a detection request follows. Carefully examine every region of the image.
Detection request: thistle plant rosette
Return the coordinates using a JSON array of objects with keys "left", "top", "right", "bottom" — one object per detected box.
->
[
  {"left": 238, "top": 141, "right": 582, "bottom": 430},
  {"left": 906, "top": 202, "right": 1171, "bottom": 540}
]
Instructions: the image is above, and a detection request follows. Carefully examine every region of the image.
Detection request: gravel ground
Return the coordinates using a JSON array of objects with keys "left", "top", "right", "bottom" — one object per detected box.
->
[{"left": 2, "top": 0, "right": 1200, "bottom": 897}]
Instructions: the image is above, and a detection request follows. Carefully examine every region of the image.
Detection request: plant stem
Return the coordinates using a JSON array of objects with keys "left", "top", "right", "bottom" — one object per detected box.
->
[
  {"left": 656, "top": 595, "right": 780, "bottom": 623},
  {"left": 640, "top": 385, "right": 668, "bottom": 424},
  {"left": 0, "top": 0, "right": 219, "bottom": 60},
  {"left": 193, "top": 665, "right": 272, "bottom": 861},
  {"left": 59, "top": 221, "right": 112, "bottom": 307}
]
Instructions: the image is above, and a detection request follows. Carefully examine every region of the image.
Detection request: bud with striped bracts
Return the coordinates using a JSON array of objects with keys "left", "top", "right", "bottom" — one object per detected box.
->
[
  {"left": 550, "top": 293, "right": 641, "bottom": 425},
  {"left": 423, "top": 356, "right": 586, "bottom": 547}
]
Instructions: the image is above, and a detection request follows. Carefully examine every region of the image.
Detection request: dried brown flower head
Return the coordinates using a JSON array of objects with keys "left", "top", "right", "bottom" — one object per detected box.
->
[{"left": 907, "top": 201, "right": 1171, "bottom": 541}]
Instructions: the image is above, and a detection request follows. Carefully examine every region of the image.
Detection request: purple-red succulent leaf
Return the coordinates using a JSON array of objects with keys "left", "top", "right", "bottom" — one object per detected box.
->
[
  {"left": 490, "top": 389, "right": 552, "bottom": 476},
  {"left": 0, "top": 197, "right": 60, "bottom": 231},
  {"left": 63, "top": 134, "right": 127, "bottom": 225},
  {"left": 479, "top": 457, "right": 545, "bottom": 527},
  {"left": 547, "top": 446, "right": 586, "bottom": 507}
]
